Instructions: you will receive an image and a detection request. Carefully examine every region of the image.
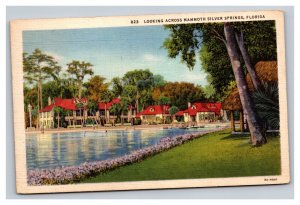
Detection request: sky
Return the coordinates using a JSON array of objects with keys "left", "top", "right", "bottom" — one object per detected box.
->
[{"left": 23, "top": 25, "right": 208, "bottom": 86}]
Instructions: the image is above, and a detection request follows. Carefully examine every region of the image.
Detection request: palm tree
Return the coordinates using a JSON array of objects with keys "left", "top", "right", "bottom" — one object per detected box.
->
[
  {"left": 223, "top": 23, "right": 265, "bottom": 145},
  {"left": 87, "top": 100, "right": 99, "bottom": 125},
  {"left": 120, "top": 98, "right": 130, "bottom": 125},
  {"left": 76, "top": 102, "right": 84, "bottom": 126},
  {"left": 252, "top": 82, "right": 279, "bottom": 130},
  {"left": 53, "top": 106, "right": 63, "bottom": 128},
  {"left": 122, "top": 85, "right": 137, "bottom": 125},
  {"left": 109, "top": 103, "right": 122, "bottom": 125},
  {"left": 158, "top": 96, "right": 170, "bottom": 124},
  {"left": 66, "top": 60, "right": 94, "bottom": 98},
  {"left": 23, "top": 49, "right": 61, "bottom": 127},
  {"left": 99, "top": 90, "right": 113, "bottom": 124},
  {"left": 169, "top": 106, "right": 179, "bottom": 123}
]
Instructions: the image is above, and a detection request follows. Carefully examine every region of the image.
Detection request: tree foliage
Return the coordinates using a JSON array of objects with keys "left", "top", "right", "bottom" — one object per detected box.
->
[
  {"left": 84, "top": 75, "right": 109, "bottom": 102},
  {"left": 66, "top": 60, "right": 94, "bottom": 98},
  {"left": 163, "top": 21, "right": 277, "bottom": 97},
  {"left": 23, "top": 48, "right": 61, "bottom": 110},
  {"left": 252, "top": 82, "right": 279, "bottom": 129},
  {"left": 163, "top": 82, "right": 205, "bottom": 110}
]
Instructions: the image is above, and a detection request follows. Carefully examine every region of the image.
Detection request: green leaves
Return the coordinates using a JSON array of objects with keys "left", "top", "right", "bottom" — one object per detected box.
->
[
  {"left": 67, "top": 60, "right": 94, "bottom": 98},
  {"left": 67, "top": 60, "right": 94, "bottom": 79},
  {"left": 169, "top": 106, "right": 179, "bottom": 115},
  {"left": 23, "top": 48, "right": 62, "bottom": 84},
  {"left": 158, "top": 96, "right": 170, "bottom": 105},
  {"left": 252, "top": 82, "right": 279, "bottom": 129},
  {"left": 163, "top": 21, "right": 277, "bottom": 98}
]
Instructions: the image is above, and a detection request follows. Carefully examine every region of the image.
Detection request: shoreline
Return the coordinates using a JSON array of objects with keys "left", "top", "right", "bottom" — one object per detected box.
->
[{"left": 25, "top": 122, "right": 230, "bottom": 134}]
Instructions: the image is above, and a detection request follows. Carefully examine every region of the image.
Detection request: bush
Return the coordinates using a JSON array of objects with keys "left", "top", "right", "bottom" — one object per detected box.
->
[
  {"left": 156, "top": 117, "right": 163, "bottom": 124},
  {"left": 252, "top": 82, "right": 279, "bottom": 129},
  {"left": 85, "top": 118, "right": 94, "bottom": 125},
  {"left": 134, "top": 119, "right": 141, "bottom": 125},
  {"left": 165, "top": 117, "right": 172, "bottom": 124}
]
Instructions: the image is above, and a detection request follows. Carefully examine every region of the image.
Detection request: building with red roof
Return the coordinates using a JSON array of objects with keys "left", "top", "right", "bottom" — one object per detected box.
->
[
  {"left": 98, "top": 97, "right": 121, "bottom": 110},
  {"left": 175, "top": 102, "right": 222, "bottom": 124},
  {"left": 136, "top": 105, "right": 170, "bottom": 124},
  {"left": 39, "top": 97, "right": 88, "bottom": 128}
]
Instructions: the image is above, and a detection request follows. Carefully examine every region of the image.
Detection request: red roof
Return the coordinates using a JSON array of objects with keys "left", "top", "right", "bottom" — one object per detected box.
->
[
  {"left": 39, "top": 104, "right": 55, "bottom": 113},
  {"left": 176, "top": 102, "right": 222, "bottom": 116},
  {"left": 39, "top": 98, "right": 87, "bottom": 112},
  {"left": 175, "top": 110, "right": 184, "bottom": 116},
  {"left": 98, "top": 98, "right": 121, "bottom": 110},
  {"left": 137, "top": 105, "right": 170, "bottom": 116}
]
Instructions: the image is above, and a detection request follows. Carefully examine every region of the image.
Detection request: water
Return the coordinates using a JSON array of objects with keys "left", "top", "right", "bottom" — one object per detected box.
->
[{"left": 26, "top": 128, "right": 210, "bottom": 170}]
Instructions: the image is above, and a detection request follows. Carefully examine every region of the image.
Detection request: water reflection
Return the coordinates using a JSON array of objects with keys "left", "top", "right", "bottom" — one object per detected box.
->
[{"left": 26, "top": 128, "right": 208, "bottom": 170}]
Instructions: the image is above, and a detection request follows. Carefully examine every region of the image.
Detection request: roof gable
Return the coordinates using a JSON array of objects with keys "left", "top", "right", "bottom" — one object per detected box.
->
[
  {"left": 39, "top": 98, "right": 87, "bottom": 112},
  {"left": 176, "top": 102, "right": 222, "bottom": 116},
  {"left": 137, "top": 105, "right": 170, "bottom": 116},
  {"left": 98, "top": 98, "right": 121, "bottom": 110}
]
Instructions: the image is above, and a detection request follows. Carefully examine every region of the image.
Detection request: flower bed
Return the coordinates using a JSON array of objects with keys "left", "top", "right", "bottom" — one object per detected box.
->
[{"left": 27, "top": 129, "right": 222, "bottom": 185}]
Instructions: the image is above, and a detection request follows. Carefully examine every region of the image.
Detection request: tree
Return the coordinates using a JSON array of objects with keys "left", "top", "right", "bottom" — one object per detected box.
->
[
  {"left": 223, "top": 22, "right": 265, "bottom": 145},
  {"left": 66, "top": 60, "right": 94, "bottom": 98},
  {"left": 158, "top": 96, "right": 170, "bottom": 124},
  {"left": 111, "top": 77, "right": 123, "bottom": 98},
  {"left": 151, "top": 74, "right": 166, "bottom": 87},
  {"left": 42, "top": 80, "right": 62, "bottom": 105},
  {"left": 164, "top": 21, "right": 277, "bottom": 97},
  {"left": 87, "top": 100, "right": 99, "bottom": 125},
  {"left": 162, "top": 82, "right": 206, "bottom": 110},
  {"left": 252, "top": 82, "right": 279, "bottom": 130},
  {"left": 84, "top": 75, "right": 109, "bottom": 102},
  {"left": 59, "top": 72, "right": 78, "bottom": 98},
  {"left": 76, "top": 102, "right": 84, "bottom": 125},
  {"left": 99, "top": 90, "right": 113, "bottom": 123},
  {"left": 122, "top": 69, "right": 154, "bottom": 112},
  {"left": 122, "top": 85, "right": 138, "bottom": 124},
  {"left": 163, "top": 22, "right": 276, "bottom": 145},
  {"left": 23, "top": 49, "right": 61, "bottom": 116},
  {"left": 203, "top": 84, "right": 218, "bottom": 101},
  {"left": 120, "top": 97, "right": 130, "bottom": 124},
  {"left": 109, "top": 103, "right": 122, "bottom": 124},
  {"left": 24, "top": 85, "right": 38, "bottom": 127},
  {"left": 169, "top": 106, "right": 179, "bottom": 123},
  {"left": 53, "top": 106, "right": 63, "bottom": 128}
]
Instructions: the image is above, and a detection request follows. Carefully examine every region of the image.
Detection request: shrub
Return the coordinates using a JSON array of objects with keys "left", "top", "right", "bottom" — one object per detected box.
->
[
  {"left": 85, "top": 118, "right": 94, "bottom": 125},
  {"left": 252, "top": 82, "right": 279, "bottom": 129},
  {"left": 134, "top": 119, "right": 141, "bottom": 125}
]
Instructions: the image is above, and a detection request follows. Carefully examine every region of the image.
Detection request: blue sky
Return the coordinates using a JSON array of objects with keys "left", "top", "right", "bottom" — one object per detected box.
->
[{"left": 23, "top": 25, "right": 208, "bottom": 86}]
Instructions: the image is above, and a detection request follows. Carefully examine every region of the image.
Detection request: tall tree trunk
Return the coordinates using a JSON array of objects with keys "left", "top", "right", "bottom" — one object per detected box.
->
[
  {"left": 39, "top": 79, "right": 44, "bottom": 129},
  {"left": 39, "top": 79, "right": 43, "bottom": 110},
  {"left": 239, "top": 110, "right": 244, "bottom": 132},
  {"left": 57, "top": 113, "right": 60, "bottom": 128},
  {"left": 163, "top": 105, "right": 165, "bottom": 124},
  {"left": 224, "top": 23, "right": 266, "bottom": 145},
  {"left": 235, "top": 31, "right": 261, "bottom": 90},
  {"left": 230, "top": 111, "right": 235, "bottom": 132},
  {"left": 37, "top": 84, "right": 40, "bottom": 129},
  {"left": 104, "top": 104, "right": 107, "bottom": 123},
  {"left": 121, "top": 110, "right": 124, "bottom": 125},
  {"left": 136, "top": 98, "right": 139, "bottom": 114},
  {"left": 68, "top": 112, "right": 71, "bottom": 126},
  {"left": 78, "top": 81, "right": 82, "bottom": 99}
]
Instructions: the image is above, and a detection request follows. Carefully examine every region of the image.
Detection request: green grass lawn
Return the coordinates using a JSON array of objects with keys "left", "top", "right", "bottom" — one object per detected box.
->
[{"left": 80, "top": 129, "right": 281, "bottom": 183}]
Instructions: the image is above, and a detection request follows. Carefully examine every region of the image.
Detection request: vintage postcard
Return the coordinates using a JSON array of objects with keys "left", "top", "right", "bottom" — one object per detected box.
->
[{"left": 10, "top": 10, "right": 290, "bottom": 194}]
